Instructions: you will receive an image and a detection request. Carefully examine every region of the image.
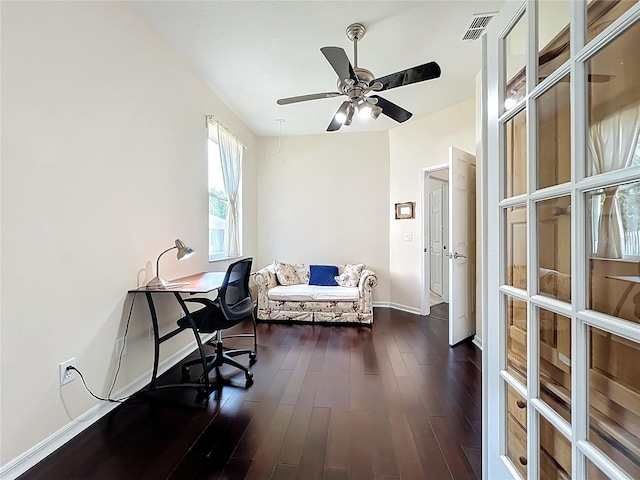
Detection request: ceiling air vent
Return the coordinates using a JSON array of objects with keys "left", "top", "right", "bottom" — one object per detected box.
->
[{"left": 460, "top": 12, "right": 496, "bottom": 41}]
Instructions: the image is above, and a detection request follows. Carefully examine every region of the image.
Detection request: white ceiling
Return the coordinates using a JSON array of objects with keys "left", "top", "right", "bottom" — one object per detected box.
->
[{"left": 132, "top": 1, "right": 505, "bottom": 137}]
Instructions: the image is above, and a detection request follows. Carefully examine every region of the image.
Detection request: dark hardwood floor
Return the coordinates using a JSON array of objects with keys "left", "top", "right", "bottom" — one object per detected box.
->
[{"left": 20, "top": 306, "right": 481, "bottom": 480}]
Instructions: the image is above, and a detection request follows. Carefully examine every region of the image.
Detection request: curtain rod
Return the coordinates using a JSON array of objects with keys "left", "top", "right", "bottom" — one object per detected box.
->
[{"left": 205, "top": 115, "right": 248, "bottom": 149}]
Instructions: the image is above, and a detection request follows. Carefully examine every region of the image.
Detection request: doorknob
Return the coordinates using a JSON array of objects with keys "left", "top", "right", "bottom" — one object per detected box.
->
[{"left": 453, "top": 252, "right": 466, "bottom": 259}]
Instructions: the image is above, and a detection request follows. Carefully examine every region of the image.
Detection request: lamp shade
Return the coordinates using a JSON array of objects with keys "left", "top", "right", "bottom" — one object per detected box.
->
[
  {"left": 175, "top": 239, "right": 195, "bottom": 261},
  {"left": 146, "top": 238, "right": 195, "bottom": 289},
  {"left": 334, "top": 100, "right": 351, "bottom": 124},
  {"left": 370, "top": 104, "right": 383, "bottom": 120},
  {"left": 343, "top": 102, "right": 356, "bottom": 126}
]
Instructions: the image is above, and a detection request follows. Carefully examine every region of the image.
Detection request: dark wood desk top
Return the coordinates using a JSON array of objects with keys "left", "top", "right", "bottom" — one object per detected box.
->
[{"left": 129, "top": 271, "right": 226, "bottom": 294}]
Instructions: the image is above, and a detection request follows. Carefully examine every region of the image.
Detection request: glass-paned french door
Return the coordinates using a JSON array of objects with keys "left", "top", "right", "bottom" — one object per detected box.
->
[{"left": 484, "top": 1, "right": 640, "bottom": 479}]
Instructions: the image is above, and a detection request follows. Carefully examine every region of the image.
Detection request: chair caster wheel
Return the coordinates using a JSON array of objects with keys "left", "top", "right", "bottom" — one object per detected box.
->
[{"left": 245, "top": 371, "right": 254, "bottom": 387}]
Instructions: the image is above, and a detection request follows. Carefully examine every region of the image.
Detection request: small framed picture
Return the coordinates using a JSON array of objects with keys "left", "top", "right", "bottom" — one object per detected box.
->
[{"left": 395, "top": 202, "right": 415, "bottom": 219}]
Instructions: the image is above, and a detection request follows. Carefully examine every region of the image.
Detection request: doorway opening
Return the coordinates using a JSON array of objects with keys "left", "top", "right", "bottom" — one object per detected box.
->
[
  {"left": 427, "top": 168, "right": 449, "bottom": 312},
  {"left": 421, "top": 147, "right": 476, "bottom": 346}
]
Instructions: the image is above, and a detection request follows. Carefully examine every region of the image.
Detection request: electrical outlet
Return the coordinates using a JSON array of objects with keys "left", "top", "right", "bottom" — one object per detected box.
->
[
  {"left": 115, "top": 337, "right": 127, "bottom": 357},
  {"left": 59, "top": 358, "right": 77, "bottom": 385}
]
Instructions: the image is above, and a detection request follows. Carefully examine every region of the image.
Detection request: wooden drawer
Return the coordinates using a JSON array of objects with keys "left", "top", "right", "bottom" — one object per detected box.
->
[
  {"left": 507, "top": 413, "right": 528, "bottom": 478},
  {"left": 507, "top": 384, "right": 527, "bottom": 429}
]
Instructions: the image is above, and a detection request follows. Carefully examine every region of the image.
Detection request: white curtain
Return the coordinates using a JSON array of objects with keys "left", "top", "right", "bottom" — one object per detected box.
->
[
  {"left": 587, "top": 105, "right": 640, "bottom": 258},
  {"left": 217, "top": 123, "right": 244, "bottom": 258}
]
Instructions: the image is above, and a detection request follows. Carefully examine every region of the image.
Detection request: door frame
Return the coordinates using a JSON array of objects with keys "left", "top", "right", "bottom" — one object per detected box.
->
[
  {"left": 484, "top": 3, "right": 523, "bottom": 477},
  {"left": 421, "top": 162, "right": 449, "bottom": 316}
]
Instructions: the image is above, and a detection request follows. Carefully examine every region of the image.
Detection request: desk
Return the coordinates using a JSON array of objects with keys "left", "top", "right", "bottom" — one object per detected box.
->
[{"left": 129, "top": 271, "right": 225, "bottom": 394}]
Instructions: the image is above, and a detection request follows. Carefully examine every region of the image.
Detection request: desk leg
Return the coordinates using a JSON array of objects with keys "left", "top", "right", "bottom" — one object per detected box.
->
[
  {"left": 145, "top": 292, "right": 160, "bottom": 390},
  {"left": 174, "top": 293, "right": 211, "bottom": 393}
]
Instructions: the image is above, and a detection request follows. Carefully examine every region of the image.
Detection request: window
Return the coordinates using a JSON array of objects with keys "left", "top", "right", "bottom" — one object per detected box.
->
[{"left": 208, "top": 120, "right": 243, "bottom": 261}]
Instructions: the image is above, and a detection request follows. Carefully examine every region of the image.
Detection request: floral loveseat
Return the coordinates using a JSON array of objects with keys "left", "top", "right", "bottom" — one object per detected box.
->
[{"left": 254, "top": 262, "right": 378, "bottom": 324}]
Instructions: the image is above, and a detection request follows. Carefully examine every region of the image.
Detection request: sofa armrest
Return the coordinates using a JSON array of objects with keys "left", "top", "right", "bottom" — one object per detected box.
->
[
  {"left": 356, "top": 269, "right": 378, "bottom": 318},
  {"left": 254, "top": 265, "right": 278, "bottom": 313},
  {"left": 254, "top": 265, "right": 278, "bottom": 290},
  {"left": 359, "top": 269, "right": 378, "bottom": 293}
]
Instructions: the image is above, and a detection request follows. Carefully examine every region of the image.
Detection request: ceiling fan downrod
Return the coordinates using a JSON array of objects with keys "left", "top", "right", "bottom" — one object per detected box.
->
[{"left": 346, "top": 23, "right": 366, "bottom": 69}]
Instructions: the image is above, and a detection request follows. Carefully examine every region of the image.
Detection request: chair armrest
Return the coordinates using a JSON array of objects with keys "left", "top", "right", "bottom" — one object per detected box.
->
[
  {"left": 178, "top": 298, "right": 219, "bottom": 330},
  {"left": 358, "top": 269, "right": 378, "bottom": 293}
]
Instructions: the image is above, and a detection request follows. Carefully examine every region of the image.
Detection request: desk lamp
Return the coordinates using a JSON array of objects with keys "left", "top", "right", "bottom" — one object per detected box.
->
[{"left": 146, "top": 239, "right": 195, "bottom": 289}]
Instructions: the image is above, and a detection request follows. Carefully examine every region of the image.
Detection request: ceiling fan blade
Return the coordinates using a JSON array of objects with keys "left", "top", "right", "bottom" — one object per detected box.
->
[
  {"left": 277, "top": 92, "right": 342, "bottom": 105},
  {"left": 321, "top": 46, "right": 357, "bottom": 82},
  {"left": 373, "top": 61, "right": 441, "bottom": 91},
  {"left": 370, "top": 95, "right": 413, "bottom": 123}
]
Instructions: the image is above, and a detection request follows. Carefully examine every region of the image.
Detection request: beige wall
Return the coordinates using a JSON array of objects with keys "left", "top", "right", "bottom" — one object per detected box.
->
[
  {"left": 388, "top": 99, "right": 476, "bottom": 311},
  {"left": 0, "top": 1, "right": 257, "bottom": 467},
  {"left": 256, "top": 133, "right": 390, "bottom": 303}
]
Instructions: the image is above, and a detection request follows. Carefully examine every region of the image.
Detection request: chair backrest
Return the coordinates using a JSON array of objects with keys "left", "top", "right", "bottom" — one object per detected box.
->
[{"left": 218, "top": 257, "right": 254, "bottom": 321}]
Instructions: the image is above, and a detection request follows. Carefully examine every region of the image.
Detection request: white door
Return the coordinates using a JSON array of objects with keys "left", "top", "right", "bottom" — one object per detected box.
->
[
  {"left": 430, "top": 184, "right": 444, "bottom": 297},
  {"left": 448, "top": 146, "right": 476, "bottom": 346},
  {"left": 485, "top": 1, "right": 640, "bottom": 479}
]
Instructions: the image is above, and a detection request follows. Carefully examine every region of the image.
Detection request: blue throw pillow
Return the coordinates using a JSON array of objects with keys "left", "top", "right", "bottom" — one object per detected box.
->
[{"left": 308, "top": 265, "right": 339, "bottom": 286}]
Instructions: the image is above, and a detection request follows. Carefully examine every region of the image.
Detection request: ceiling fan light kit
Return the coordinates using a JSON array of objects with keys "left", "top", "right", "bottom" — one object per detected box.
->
[{"left": 277, "top": 22, "right": 442, "bottom": 132}]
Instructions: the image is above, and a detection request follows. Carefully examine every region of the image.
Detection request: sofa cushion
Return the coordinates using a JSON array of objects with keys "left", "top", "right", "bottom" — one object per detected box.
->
[
  {"left": 268, "top": 285, "right": 316, "bottom": 301},
  {"left": 335, "top": 263, "right": 365, "bottom": 287},
  {"left": 274, "top": 261, "right": 301, "bottom": 286},
  {"left": 268, "top": 285, "right": 360, "bottom": 302},
  {"left": 309, "top": 265, "right": 339, "bottom": 286},
  {"left": 312, "top": 286, "right": 359, "bottom": 301}
]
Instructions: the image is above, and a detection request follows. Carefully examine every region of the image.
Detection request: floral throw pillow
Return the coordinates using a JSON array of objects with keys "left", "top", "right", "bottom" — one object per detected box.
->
[
  {"left": 292, "top": 263, "right": 310, "bottom": 284},
  {"left": 274, "top": 261, "right": 301, "bottom": 286},
  {"left": 335, "top": 264, "right": 365, "bottom": 287}
]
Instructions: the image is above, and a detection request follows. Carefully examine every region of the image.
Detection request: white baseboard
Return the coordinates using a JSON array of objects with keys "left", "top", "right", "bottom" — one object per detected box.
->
[
  {"left": 0, "top": 334, "right": 214, "bottom": 480},
  {"left": 472, "top": 335, "right": 483, "bottom": 351},
  {"left": 387, "top": 302, "right": 422, "bottom": 315},
  {"left": 372, "top": 301, "right": 390, "bottom": 309},
  {"left": 373, "top": 301, "right": 422, "bottom": 315}
]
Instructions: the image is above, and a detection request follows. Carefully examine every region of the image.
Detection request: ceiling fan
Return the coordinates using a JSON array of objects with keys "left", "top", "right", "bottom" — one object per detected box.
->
[{"left": 276, "top": 23, "right": 441, "bottom": 132}]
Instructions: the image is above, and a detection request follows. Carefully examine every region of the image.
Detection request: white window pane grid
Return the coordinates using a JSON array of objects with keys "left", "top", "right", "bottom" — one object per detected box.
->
[{"left": 496, "top": 3, "right": 640, "bottom": 479}]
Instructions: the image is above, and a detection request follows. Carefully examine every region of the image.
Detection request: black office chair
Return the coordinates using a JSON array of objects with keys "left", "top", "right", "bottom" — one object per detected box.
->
[{"left": 178, "top": 257, "right": 257, "bottom": 390}]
